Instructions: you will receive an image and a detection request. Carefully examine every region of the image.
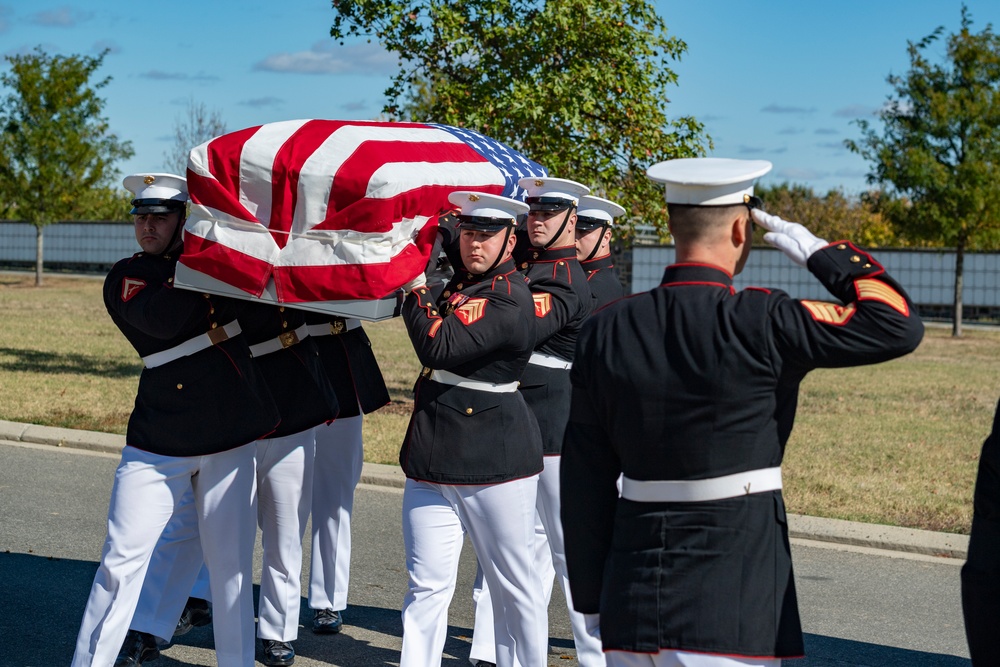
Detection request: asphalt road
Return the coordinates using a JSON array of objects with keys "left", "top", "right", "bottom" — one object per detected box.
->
[{"left": 0, "top": 441, "right": 972, "bottom": 666}]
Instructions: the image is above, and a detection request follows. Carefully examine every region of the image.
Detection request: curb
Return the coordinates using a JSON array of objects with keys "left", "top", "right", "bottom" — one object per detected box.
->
[{"left": 0, "top": 419, "right": 969, "bottom": 560}]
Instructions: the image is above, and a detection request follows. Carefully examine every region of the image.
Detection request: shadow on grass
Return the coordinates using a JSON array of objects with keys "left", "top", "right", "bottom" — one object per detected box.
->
[{"left": 0, "top": 347, "right": 139, "bottom": 378}]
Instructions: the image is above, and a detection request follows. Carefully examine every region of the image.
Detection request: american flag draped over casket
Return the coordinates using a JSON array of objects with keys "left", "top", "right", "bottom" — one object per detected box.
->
[{"left": 173, "top": 119, "right": 547, "bottom": 319}]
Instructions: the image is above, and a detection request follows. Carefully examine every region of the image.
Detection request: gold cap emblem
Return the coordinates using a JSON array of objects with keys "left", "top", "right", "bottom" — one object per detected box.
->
[
  {"left": 143, "top": 175, "right": 155, "bottom": 185},
  {"left": 468, "top": 193, "right": 480, "bottom": 202},
  {"left": 743, "top": 194, "right": 751, "bottom": 203},
  {"left": 534, "top": 179, "right": 545, "bottom": 186}
]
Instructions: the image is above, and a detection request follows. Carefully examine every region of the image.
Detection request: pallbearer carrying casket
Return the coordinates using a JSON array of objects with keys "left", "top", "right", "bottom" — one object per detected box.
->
[{"left": 396, "top": 192, "right": 547, "bottom": 667}]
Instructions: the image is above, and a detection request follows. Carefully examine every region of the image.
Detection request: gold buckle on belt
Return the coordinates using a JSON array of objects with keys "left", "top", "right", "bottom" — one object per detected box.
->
[
  {"left": 330, "top": 318, "right": 346, "bottom": 335},
  {"left": 279, "top": 331, "right": 300, "bottom": 348},
  {"left": 207, "top": 326, "right": 230, "bottom": 345},
  {"left": 420, "top": 366, "right": 432, "bottom": 379}
]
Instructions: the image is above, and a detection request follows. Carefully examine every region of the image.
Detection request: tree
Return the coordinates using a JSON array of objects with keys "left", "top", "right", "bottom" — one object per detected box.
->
[
  {"left": 164, "top": 98, "right": 226, "bottom": 175},
  {"left": 330, "top": 0, "right": 710, "bottom": 237},
  {"left": 756, "top": 183, "right": 899, "bottom": 248},
  {"left": 0, "top": 47, "right": 133, "bottom": 285},
  {"left": 846, "top": 6, "right": 1000, "bottom": 337}
]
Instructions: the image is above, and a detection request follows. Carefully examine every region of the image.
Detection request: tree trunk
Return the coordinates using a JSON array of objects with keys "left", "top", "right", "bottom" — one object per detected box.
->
[
  {"left": 952, "top": 239, "right": 965, "bottom": 338},
  {"left": 34, "top": 225, "right": 44, "bottom": 287}
]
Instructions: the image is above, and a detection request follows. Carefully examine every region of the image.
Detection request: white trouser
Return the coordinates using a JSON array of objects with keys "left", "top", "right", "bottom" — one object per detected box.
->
[
  {"left": 130, "top": 430, "right": 316, "bottom": 643},
  {"left": 607, "top": 650, "right": 780, "bottom": 666},
  {"left": 130, "top": 490, "right": 212, "bottom": 643},
  {"left": 309, "top": 415, "right": 364, "bottom": 612},
  {"left": 72, "top": 444, "right": 257, "bottom": 667},
  {"left": 471, "top": 456, "right": 605, "bottom": 666},
  {"left": 400, "top": 477, "right": 547, "bottom": 667},
  {"left": 256, "top": 428, "right": 317, "bottom": 641}
]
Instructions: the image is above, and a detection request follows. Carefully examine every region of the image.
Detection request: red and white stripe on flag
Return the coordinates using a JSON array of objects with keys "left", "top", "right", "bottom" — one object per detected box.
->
[{"left": 178, "top": 119, "right": 546, "bottom": 305}]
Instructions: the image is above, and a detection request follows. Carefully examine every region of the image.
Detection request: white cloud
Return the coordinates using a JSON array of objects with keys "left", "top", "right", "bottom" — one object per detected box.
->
[
  {"left": 28, "top": 6, "right": 92, "bottom": 27},
  {"left": 239, "top": 96, "right": 284, "bottom": 108},
  {"left": 92, "top": 39, "right": 121, "bottom": 55},
  {"left": 761, "top": 104, "right": 817, "bottom": 114},
  {"left": 140, "top": 70, "right": 220, "bottom": 82},
  {"left": 340, "top": 100, "right": 369, "bottom": 112},
  {"left": 254, "top": 41, "right": 398, "bottom": 75},
  {"left": 834, "top": 104, "right": 878, "bottom": 118},
  {"left": 776, "top": 167, "right": 827, "bottom": 181}
]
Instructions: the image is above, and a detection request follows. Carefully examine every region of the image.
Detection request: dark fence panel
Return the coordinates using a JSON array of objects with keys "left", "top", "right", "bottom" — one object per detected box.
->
[
  {"left": 3, "top": 222, "right": 998, "bottom": 321},
  {"left": 1, "top": 221, "right": 136, "bottom": 272}
]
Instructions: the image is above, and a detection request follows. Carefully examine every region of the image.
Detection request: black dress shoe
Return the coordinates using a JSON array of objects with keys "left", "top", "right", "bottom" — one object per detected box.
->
[
  {"left": 473, "top": 662, "right": 496, "bottom": 667},
  {"left": 261, "top": 639, "right": 295, "bottom": 666},
  {"left": 175, "top": 597, "right": 212, "bottom": 636},
  {"left": 114, "top": 630, "right": 160, "bottom": 667},
  {"left": 312, "top": 608, "right": 343, "bottom": 634}
]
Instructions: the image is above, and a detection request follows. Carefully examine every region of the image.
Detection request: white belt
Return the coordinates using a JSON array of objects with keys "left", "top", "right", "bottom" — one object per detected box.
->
[
  {"left": 305, "top": 318, "right": 361, "bottom": 337},
  {"left": 620, "top": 467, "right": 783, "bottom": 503},
  {"left": 528, "top": 352, "right": 572, "bottom": 370},
  {"left": 142, "top": 320, "right": 242, "bottom": 368},
  {"left": 249, "top": 323, "right": 310, "bottom": 357},
  {"left": 428, "top": 369, "right": 519, "bottom": 393}
]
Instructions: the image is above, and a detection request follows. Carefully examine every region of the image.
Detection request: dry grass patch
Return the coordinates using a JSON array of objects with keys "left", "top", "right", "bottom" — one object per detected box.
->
[
  {"left": 0, "top": 274, "right": 139, "bottom": 433},
  {"left": 785, "top": 326, "right": 999, "bottom": 533}
]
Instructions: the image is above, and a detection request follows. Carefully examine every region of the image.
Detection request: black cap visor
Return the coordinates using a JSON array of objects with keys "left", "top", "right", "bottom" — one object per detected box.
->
[
  {"left": 526, "top": 196, "right": 575, "bottom": 212},
  {"left": 456, "top": 215, "right": 516, "bottom": 233},
  {"left": 130, "top": 198, "right": 186, "bottom": 215},
  {"left": 575, "top": 216, "right": 609, "bottom": 232}
]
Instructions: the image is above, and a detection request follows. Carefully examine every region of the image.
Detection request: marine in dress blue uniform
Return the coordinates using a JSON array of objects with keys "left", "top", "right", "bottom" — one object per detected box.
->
[
  {"left": 962, "top": 398, "right": 1000, "bottom": 665},
  {"left": 121, "top": 302, "right": 340, "bottom": 667},
  {"left": 398, "top": 191, "right": 547, "bottom": 667},
  {"left": 473, "top": 177, "right": 605, "bottom": 667},
  {"left": 575, "top": 195, "right": 626, "bottom": 309},
  {"left": 306, "top": 311, "right": 390, "bottom": 635},
  {"left": 560, "top": 158, "right": 924, "bottom": 667},
  {"left": 73, "top": 173, "right": 280, "bottom": 667}
]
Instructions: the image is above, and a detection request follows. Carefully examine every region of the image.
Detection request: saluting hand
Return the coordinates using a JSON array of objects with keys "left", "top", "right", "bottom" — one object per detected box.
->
[{"left": 751, "top": 209, "right": 829, "bottom": 267}]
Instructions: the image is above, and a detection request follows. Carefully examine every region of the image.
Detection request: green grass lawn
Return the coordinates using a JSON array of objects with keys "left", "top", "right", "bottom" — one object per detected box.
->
[{"left": 1, "top": 272, "right": 995, "bottom": 534}]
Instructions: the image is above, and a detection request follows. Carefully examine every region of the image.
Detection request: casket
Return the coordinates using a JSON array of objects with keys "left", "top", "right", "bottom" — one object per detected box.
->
[{"left": 173, "top": 119, "right": 546, "bottom": 320}]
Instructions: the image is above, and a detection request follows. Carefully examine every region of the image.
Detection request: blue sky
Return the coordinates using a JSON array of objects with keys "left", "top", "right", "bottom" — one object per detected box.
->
[{"left": 2, "top": 0, "right": 998, "bottom": 196}]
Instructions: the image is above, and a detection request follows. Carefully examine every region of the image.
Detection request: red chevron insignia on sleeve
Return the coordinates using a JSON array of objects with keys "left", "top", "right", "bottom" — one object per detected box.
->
[
  {"left": 855, "top": 278, "right": 909, "bottom": 315},
  {"left": 455, "top": 298, "right": 487, "bottom": 325},
  {"left": 121, "top": 278, "right": 147, "bottom": 302},
  {"left": 800, "top": 300, "right": 857, "bottom": 325},
  {"left": 533, "top": 292, "right": 552, "bottom": 318}
]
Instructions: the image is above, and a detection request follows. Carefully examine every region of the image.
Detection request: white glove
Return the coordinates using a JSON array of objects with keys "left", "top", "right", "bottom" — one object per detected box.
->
[
  {"left": 401, "top": 273, "right": 427, "bottom": 294},
  {"left": 752, "top": 209, "right": 828, "bottom": 267}
]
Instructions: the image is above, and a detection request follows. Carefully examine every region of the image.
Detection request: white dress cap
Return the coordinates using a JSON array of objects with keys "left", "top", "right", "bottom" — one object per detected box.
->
[
  {"left": 123, "top": 173, "right": 189, "bottom": 202},
  {"left": 448, "top": 191, "right": 529, "bottom": 222},
  {"left": 516, "top": 176, "right": 590, "bottom": 205},
  {"left": 576, "top": 195, "right": 626, "bottom": 224},
  {"left": 645, "top": 158, "right": 772, "bottom": 206}
]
